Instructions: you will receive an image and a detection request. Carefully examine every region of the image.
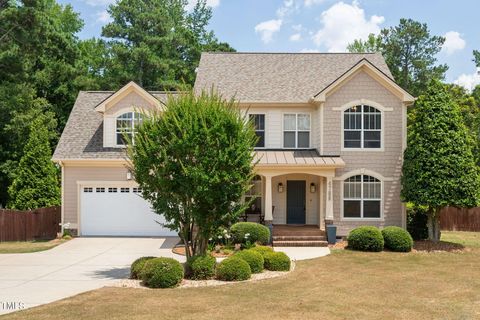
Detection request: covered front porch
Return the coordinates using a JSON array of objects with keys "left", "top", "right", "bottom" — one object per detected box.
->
[{"left": 244, "top": 150, "right": 345, "bottom": 231}]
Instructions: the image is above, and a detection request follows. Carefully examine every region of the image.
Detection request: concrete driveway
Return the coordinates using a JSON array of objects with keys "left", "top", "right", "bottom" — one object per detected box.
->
[{"left": 0, "top": 237, "right": 182, "bottom": 315}]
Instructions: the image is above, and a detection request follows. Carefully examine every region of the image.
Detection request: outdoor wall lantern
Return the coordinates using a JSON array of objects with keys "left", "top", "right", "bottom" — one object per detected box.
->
[
  {"left": 278, "top": 183, "right": 284, "bottom": 193},
  {"left": 310, "top": 182, "right": 317, "bottom": 193},
  {"left": 126, "top": 171, "right": 132, "bottom": 180}
]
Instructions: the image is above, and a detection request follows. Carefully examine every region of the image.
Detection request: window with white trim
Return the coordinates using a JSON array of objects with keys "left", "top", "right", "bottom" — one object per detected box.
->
[
  {"left": 344, "top": 105, "right": 381, "bottom": 149},
  {"left": 343, "top": 175, "right": 381, "bottom": 218},
  {"left": 116, "top": 112, "right": 144, "bottom": 146},
  {"left": 83, "top": 187, "right": 93, "bottom": 193},
  {"left": 96, "top": 187, "right": 105, "bottom": 193},
  {"left": 249, "top": 114, "right": 265, "bottom": 148},
  {"left": 283, "top": 113, "right": 310, "bottom": 148}
]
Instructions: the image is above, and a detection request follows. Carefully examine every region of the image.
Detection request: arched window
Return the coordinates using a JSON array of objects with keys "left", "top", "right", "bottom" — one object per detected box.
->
[
  {"left": 116, "top": 112, "right": 144, "bottom": 145},
  {"left": 343, "top": 175, "right": 381, "bottom": 219},
  {"left": 344, "top": 105, "right": 381, "bottom": 149}
]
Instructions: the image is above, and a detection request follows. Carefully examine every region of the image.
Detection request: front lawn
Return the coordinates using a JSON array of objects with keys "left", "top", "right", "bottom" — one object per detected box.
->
[
  {"left": 0, "top": 239, "right": 66, "bottom": 254},
  {"left": 3, "top": 231, "right": 480, "bottom": 320}
]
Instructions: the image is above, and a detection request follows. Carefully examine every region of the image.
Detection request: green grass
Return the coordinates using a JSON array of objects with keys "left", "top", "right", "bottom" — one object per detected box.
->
[
  {"left": 0, "top": 239, "right": 67, "bottom": 254},
  {"left": 441, "top": 231, "right": 480, "bottom": 248},
  {"left": 3, "top": 231, "right": 480, "bottom": 320}
]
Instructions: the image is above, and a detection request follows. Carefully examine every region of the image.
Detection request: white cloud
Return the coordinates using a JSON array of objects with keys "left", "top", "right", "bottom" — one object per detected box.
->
[
  {"left": 442, "top": 31, "right": 466, "bottom": 55},
  {"left": 304, "top": 0, "right": 325, "bottom": 7},
  {"left": 255, "top": 19, "right": 283, "bottom": 44},
  {"left": 300, "top": 48, "right": 320, "bottom": 53},
  {"left": 96, "top": 10, "right": 113, "bottom": 24},
  {"left": 312, "top": 1, "right": 384, "bottom": 52},
  {"left": 185, "top": 0, "right": 220, "bottom": 11},
  {"left": 85, "top": 0, "right": 115, "bottom": 6},
  {"left": 292, "top": 24, "right": 303, "bottom": 32},
  {"left": 454, "top": 70, "right": 480, "bottom": 92},
  {"left": 290, "top": 33, "right": 302, "bottom": 41}
]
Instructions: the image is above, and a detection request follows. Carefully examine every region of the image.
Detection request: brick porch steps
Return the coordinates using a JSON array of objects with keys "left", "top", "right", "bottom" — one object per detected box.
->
[{"left": 271, "top": 225, "right": 328, "bottom": 247}]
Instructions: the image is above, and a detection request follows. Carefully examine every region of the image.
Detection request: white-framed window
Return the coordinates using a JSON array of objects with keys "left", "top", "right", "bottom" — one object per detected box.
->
[
  {"left": 96, "top": 187, "right": 105, "bottom": 193},
  {"left": 133, "top": 187, "right": 142, "bottom": 193},
  {"left": 83, "top": 187, "right": 93, "bottom": 193},
  {"left": 249, "top": 114, "right": 265, "bottom": 148},
  {"left": 108, "top": 187, "right": 118, "bottom": 193},
  {"left": 116, "top": 112, "right": 144, "bottom": 146},
  {"left": 344, "top": 105, "right": 381, "bottom": 149},
  {"left": 120, "top": 187, "right": 130, "bottom": 193},
  {"left": 343, "top": 175, "right": 382, "bottom": 219},
  {"left": 283, "top": 113, "right": 310, "bottom": 148}
]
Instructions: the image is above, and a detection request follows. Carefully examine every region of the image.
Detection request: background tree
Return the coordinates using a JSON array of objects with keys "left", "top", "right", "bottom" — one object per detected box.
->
[
  {"left": 401, "top": 80, "right": 480, "bottom": 241},
  {"left": 473, "top": 50, "right": 480, "bottom": 67},
  {"left": 101, "top": 0, "right": 234, "bottom": 90},
  {"left": 346, "top": 33, "right": 382, "bottom": 53},
  {"left": 347, "top": 19, "right": 447, "bottom": 96},
  {"left": 8, "top": 116, "right": 61, "bottom": 210},
  {"left": 128, "top": 91, "right": 256, "bottom": 259}
]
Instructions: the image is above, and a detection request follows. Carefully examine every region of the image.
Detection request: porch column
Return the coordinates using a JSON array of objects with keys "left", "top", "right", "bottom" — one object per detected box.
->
[
  {"left": 325, "top": 176, "right": 334, "bottom": 224},
  {"left": 264, "top": 175, "right": 273, "bottom": 225}
]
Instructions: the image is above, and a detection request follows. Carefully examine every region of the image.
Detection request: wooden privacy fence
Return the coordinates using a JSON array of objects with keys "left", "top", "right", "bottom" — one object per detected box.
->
[
  {"left": 440, "top": 207, "right": 480, "bottom": 232},
  {"left": 0, "top": 206, "right": 61, "bottom": 242}
]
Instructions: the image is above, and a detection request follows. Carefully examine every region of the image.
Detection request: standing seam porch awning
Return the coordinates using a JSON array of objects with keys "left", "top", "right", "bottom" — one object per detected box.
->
[{"left": 253, "top": 150, "right": 345, "bottom": 167}]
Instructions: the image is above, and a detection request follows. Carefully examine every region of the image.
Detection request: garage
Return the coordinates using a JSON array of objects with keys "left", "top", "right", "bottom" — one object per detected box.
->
[{"left": 80, "top": 185, "right": 177, "bottom": 236}]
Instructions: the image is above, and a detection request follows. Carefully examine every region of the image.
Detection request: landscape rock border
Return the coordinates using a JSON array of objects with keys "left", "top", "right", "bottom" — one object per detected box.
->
[{"left": 111, "top": 260, "right": 295, "bottom": 289}]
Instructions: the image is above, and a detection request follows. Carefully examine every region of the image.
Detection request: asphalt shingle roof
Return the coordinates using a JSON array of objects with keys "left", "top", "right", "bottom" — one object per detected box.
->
[
  {"left": 193, "top": 52, "right": 393, "bottom": 103},
  {"left": 52, "top": 91, "right": 170, "bottom": 161},
  {"left": 55, "top": 52, "right": 393, "bottom": 160}
]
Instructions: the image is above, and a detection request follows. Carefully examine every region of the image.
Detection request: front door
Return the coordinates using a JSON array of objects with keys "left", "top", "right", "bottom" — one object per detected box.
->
[{"left": 287, "top": 180, "right": 306, "bottom": 224}]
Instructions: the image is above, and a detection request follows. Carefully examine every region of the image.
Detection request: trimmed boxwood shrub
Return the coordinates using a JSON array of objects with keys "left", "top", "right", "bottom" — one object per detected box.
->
[
  {"left": 263, "top": 252, "right": 291, "bottom": 271},
  {"left": 216, "top": 256, "right": 251, "bottom": 281},
  {"left": 347, "top": 226, "right": 384, "bottom": 252},
  {"left": 235, "top": 249, "right": 264, "bottom": 273},
  {"left": 230, "top": 222, "right": 270, "bottom": 245},
  {"left": 382, "top": 226, "right": 413, "bottom": 252},
  {"left": 250, "top": 245, "right": 274, "bottom": 257},
  {"left": 140, "top": 257, "right": 184, "bottom": 288},
  {"left": 130, "top": 256, "right": 156, "bottom": 279},
  {"left": 187, "top": 255, "right": 216, "bottom": 280}
]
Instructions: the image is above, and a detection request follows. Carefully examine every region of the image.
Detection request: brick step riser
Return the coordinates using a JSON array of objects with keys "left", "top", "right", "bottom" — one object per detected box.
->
[
  {"left": 272, "top": 241, "right": 328, "bottom": 247},
  {"left": 272, "top": 236, "right": 327, "bottom": 241}
]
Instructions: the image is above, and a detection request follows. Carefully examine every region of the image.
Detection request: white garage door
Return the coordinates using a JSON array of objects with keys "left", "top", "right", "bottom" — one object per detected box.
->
[{"left": 80, "top": 186, "right": 177, "bottom": 236}]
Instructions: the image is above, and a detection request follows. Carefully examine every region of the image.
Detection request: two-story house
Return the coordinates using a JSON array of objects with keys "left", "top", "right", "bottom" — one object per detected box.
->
[{"left": 53, "top": 52, "right": 414, "bottom": 237}]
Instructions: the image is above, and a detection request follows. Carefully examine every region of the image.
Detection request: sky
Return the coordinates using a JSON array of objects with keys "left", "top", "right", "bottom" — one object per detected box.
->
[{"left": 58, "top": 0, "right": 480, "bottom": 90}]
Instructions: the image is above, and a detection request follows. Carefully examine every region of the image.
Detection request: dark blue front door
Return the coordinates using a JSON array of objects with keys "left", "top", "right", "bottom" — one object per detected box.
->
[{"left": 287, "top": 180, "right": 306, "bottom": 224}]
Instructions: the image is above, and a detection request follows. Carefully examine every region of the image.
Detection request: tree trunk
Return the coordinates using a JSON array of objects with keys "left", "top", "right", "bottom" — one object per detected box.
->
[{"left": 427, "top": 208, "right": 441, "bottom": 242}]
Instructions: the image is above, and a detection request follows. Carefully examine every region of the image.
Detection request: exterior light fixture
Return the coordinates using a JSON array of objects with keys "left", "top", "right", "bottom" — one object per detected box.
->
[
  {"left": 126, "top": 171, "right": 132, "bottom": 180},
  {"left": 278, "top": 183, "right": 284, "bottom": 193},
  {"left": 310, "top": 182, "right": 316, "bottom": 193}
]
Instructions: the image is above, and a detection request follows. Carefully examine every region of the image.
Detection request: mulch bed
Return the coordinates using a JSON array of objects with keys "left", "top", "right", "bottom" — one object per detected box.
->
[
  {"left": 328, "top": 239, "right": 466, "bottom": 253},
  {"left": 172, "top": 245, "right": 233, "bottom": 257},
  {"left": 413, "top": 240, "right": 466, "bottom": 252}
]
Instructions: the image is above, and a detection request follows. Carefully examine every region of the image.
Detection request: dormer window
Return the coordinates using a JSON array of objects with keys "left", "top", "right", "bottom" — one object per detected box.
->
[{"left": 116, "top": 112, "right": 144, "bottom": 146}]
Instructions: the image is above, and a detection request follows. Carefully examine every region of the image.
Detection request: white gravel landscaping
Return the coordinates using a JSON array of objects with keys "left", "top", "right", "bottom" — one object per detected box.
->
[{"left": 111, "top": 260, "right": 295, "bottom": 289}]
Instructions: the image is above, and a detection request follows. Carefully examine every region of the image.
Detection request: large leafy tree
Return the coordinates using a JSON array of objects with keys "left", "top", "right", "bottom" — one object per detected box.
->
[
  {"left": 347, "top": 19, "right": 447, "bottom": 96},
  {"left": 101, "top": 0, "right": 234, "bottom": 90},
  {"left": 128, "top": 91, "right": 256, "bottom": 259},
  {"left": 473, "top": 50, "right": 480, "bottom": 67},
  {"left": 8, "top": 116, "right": 60, "bottom": 210},
  {"left": 401, "top": 80, "right": 480, "bottom": 241}
]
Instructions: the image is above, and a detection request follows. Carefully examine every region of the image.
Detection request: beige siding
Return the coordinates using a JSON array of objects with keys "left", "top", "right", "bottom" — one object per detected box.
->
[
  {"left": 63, "top": 165, "right": 129, "bottom": 227},
  {"left": 104, "top": 91, "right": 159, "bottom": 148},
  {"left": 323, "top": 70, "right": 405, "bottom": 235},
  {"left": 242, "top": 106, "right": 316, "bottom": 149}
]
